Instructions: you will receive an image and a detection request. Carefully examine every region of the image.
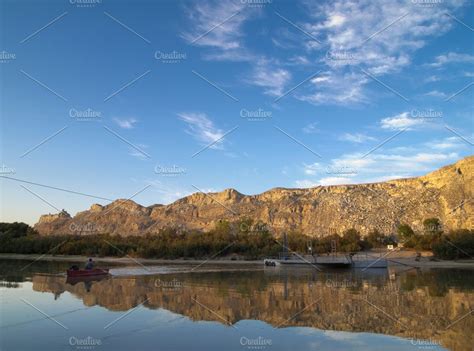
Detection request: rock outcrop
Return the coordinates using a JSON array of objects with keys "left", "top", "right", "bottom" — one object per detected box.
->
[{"left": 34, "top": 156, "right": 474, "bottom": 236}]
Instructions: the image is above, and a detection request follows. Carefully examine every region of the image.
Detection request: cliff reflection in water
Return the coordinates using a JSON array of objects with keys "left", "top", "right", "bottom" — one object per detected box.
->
[{"left": 31, "top": 268, "right": 473, "bottom": 351}]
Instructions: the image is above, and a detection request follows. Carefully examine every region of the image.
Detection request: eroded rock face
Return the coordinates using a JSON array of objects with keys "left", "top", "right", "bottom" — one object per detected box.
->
[{"left": 34, "top": 156, "right": 474, "bottom": 236}]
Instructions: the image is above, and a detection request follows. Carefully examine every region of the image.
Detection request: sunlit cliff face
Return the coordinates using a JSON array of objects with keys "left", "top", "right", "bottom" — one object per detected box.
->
[{"left": 35, "top": 156, "right": 473, "bottom": 237}]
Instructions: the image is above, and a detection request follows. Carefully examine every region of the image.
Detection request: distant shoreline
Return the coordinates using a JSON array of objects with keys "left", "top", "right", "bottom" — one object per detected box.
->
[
  {"left": 0, "top": 253, "right": 262, "bottom": 265},
  {"left": 1, "top": 253, "right": 474, "bottom": 269}
]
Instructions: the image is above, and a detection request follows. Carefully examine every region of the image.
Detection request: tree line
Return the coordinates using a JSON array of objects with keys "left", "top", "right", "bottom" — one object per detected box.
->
[{"left": 0, "top": 218, "right": 472, "bottom": 260}]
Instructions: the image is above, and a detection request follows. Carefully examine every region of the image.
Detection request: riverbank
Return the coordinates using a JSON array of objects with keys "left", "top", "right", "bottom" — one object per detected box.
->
[
  {"left": 0, "top": 253, "right": 262, "bottom": 265},
  {"left": 1, "top": 252, "right": 474, "bottom": 268}
]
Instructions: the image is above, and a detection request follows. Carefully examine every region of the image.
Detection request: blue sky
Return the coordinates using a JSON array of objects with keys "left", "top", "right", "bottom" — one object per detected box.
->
[{"left": 1, "top": 0, "right": 473, "bottom": 224}]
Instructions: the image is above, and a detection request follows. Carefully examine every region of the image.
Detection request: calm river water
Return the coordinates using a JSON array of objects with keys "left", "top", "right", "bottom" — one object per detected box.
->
[{"left": 0, "top": 259, "right": 473, "bottom": 351}]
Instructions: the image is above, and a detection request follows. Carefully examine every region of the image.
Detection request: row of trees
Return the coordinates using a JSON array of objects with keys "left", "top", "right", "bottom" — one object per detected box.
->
[
  {"left": 0, "top": 220, "right": 394, "bottom": 259},
  {"left": 0, "top": 219, "right": 472, "bottom": 260},
  {"left": 396, "top": 218, "right": 474, "bottom": 259}
]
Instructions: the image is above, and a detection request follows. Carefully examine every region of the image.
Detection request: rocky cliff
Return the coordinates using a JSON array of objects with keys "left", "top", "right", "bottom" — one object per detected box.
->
[{"left": 34, "top": 156, "right": 473, "bottom": 236}]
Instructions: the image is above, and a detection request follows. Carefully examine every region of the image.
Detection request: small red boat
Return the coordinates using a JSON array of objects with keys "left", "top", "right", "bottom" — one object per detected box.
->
[{"left": 66, "top": 268, "right": 110, "bottom": 277}]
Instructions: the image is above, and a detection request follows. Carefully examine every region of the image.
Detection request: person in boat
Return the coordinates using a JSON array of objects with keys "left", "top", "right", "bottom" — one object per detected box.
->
[{"left": 85, "top": 258, "right": 95, "bottom": 270}]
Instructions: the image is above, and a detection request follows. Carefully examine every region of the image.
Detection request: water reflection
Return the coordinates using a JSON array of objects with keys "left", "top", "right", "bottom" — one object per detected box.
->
[{"left": 1, "top": 261, "right": 473, "bottom": 350}]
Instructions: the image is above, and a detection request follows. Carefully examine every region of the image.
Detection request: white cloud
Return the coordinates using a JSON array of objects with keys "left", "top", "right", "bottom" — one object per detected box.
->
[
  {"left": 128, "top": 144, "right": 149, "bottom": 160},
  {"left": 428, "top": 136, "right": 468, "bottom": 150},
  {"left": 342, "top": 151, "right": 459, "bottom": 175},
  {"left": 303, "top": 162, "right": 321, "bottom": 175},
  {"left": 427, "top": 52, "right": 474, "bottom": 68},
  {"left": 380, "top": 112, "right": 424, "bottom": 130},
  {"left": 317, "top": 176, "right": 354, "bottom": 185},
  {"left": 302, "top": 122, "right": 319, "bottom": 134},
  {"left": 177, "top": 112, "right": 224, "bottom": 148},
  {"left": 424, "top": 90, "right": 448, "bottom": 99},
  {"left": 294, "top": 179, "right": 319, "bottom": 188},
  {"left": 288, "top": 55, "right": 310, "bottom": 65},
  {"left": 339, "top": 133, "right": 376, "bottom": 143},
  {"left": 294, "top": 140, "right": 462, "bottom": 187},
  {"left": 181, "top": 1, "right": 254, "bottom": 61},
  {"left": 182, "top": 2, "right": 243, "bottom": 50},
  {"left": 297, "top": 0, "right": 464, "bottom": 105},
  {"left": 299, "top": 71, "right": 368, "bottom": 105},
  {"left": 249, "top": 60, "right": 291, "bottom": 96},
  {"left": 114, "top": 118, "right": 137, "bottom": 129},
  {"left": 425, "top": 75, "right": 440, "bottom": 82}
]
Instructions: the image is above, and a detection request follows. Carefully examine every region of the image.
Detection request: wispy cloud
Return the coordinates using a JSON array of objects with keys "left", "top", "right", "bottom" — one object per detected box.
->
[
  {"left": 339, "top": 133, "right": 376, "bottom": 143},
  {"left": 425, "top": 75, "right": 441, "bottom": 82},
  {"left": 302, "top": 122, "right": 319, "bottom": 134},
  {"left": 298, "top": 71, "right": 369, "bottom": 105},
  {"left": 424, "top": 90, "right": 448, "bottom": 99},
  {"left": 114, "top": 118, "right": 137, "bottom": 129},
  {"left": 380, "top": 112, "right": 424, "bottom": 130},
  {"left": 177, "top": 112, "right": 225, "bottom": 149},
  {"left": 295, "top": 0, "right": 465, "bottom": 105},
  {"left": 295, "top": 149, "right": 460, "bottom": 187},
  {"left": 182, "top": 1, "right": 254, "bottom": 61},
  {"left": 428, "top": 136, "right": 471, "bottom": 150},
  {"left": 427, "top": 52, "right": 474, "bottom": 68},
  {"left": 129, "top": 144, "right": 149, "bottom": 160},
  {"left": 248, "top": 60, "right": 291, "bottom": 96}
]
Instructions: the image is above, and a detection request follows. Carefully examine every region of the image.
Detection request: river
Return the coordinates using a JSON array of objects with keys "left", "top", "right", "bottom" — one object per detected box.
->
[{"left": 0, "top": 259, "right": 472, "bottom": 350}]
